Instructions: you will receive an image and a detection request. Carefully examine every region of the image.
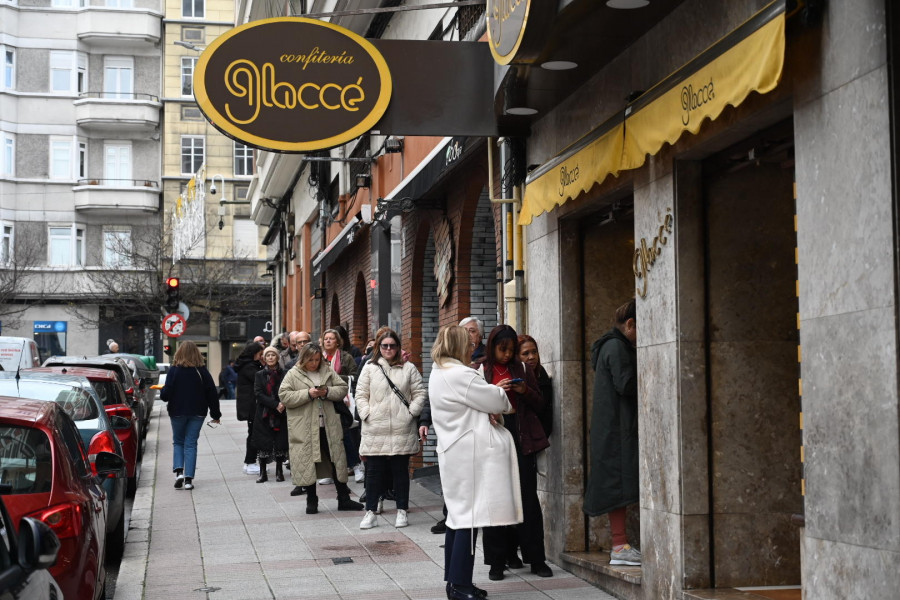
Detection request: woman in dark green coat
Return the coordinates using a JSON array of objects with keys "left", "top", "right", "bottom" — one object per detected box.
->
[{"left": 583, "top": 299, "right": 641, "bottom": 567}]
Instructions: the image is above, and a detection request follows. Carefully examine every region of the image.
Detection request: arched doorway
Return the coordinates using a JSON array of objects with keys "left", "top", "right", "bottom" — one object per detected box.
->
[
  {"left": 329, "top": 293, "right": 341, "bottom": 329},
  {"left": 353, "top": 272, "right": 369, "bottom": 350}
]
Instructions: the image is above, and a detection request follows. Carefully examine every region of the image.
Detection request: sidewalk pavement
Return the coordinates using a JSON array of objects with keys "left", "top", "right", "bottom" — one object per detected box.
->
[{"left": 114, "top": 401, "right": 615, "bottom": 600}]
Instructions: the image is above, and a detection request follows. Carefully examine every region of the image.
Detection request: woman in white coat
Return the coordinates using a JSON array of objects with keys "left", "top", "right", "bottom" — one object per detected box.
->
[
  {"left": 355, "top": 329, "right": 426, "bottom": 529},
  {"left": 428, "top": 325, "right": 522, "bottom": 600}
]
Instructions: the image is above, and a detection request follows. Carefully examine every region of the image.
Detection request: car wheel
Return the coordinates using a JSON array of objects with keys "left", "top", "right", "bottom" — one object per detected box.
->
[
  {"left": 127, "top": 461, "right": 141, "bottom": 497},
  {"left": 105, "top": 508, "right": 126, "bottom": 565}
]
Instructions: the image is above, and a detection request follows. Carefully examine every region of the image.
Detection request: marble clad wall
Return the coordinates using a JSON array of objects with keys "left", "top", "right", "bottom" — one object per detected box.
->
[
  {"left": 704, "top": 159, "right": 802, "bottom": 586},
  {"left": 631, "top": 157, "right": 687, "bottom": 600},
  {"left": 792, "top": 0, "right": 900, "bottom": 596}
]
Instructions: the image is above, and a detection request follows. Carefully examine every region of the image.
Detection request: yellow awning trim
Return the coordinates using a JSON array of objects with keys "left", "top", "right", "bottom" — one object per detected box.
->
[
  {"left": 521, "top": 5, "right": 785, "bottom": 225},
  {"left": 520, "top": 124, "right": 625, "bottom": 226}
]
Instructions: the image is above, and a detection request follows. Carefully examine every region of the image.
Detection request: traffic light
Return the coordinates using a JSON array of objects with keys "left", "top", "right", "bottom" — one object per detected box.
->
[
  {"left": 164, "top": 342, "right": 175, "bottom": 357},
  {"left": 165, "top": 277, "right": 180, "bottom": 312}
]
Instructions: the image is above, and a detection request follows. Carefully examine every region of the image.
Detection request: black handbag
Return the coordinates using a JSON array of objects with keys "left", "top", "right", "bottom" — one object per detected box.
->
[{"left": 334, "top": 399, "right": 355, "bottom": 430}]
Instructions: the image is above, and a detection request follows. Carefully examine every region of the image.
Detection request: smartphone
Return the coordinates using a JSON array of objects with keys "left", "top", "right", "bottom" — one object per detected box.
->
[
  {"left": 508, "top": 378, "right": 524, "bottom": 384},
  {"left": 317, "top": 385, "right": 327, "bottom": 390}
]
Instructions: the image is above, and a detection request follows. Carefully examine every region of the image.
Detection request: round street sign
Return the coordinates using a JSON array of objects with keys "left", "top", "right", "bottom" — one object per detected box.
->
[{"left": 162, "top": 313, "right": 187, "bottom": 338}]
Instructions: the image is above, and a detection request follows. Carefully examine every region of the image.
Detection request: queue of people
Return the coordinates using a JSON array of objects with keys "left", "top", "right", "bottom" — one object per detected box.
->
[{"left": 199, "top": 300, "right": 637, "bottom": 597}]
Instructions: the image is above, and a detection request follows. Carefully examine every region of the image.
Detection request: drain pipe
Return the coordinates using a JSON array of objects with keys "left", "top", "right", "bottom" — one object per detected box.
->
[
  {"left": 513, "top": 185, "right": 526, "bottom": 334},
  {"left": 487, "top": 138, "right": 524, "bottom": 327}
]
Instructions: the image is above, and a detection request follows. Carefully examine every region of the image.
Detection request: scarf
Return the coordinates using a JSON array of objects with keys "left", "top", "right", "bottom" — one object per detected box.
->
[{"left": 329, "top": 350, "right": 342, "bottom": 375}]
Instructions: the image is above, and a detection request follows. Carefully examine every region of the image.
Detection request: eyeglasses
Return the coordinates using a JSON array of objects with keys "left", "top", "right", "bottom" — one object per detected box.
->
[{"left": 380, "top": 343, "right": 398, "bottom": 350}]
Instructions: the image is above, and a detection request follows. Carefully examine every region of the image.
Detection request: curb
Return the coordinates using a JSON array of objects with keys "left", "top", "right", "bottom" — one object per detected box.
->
[{"left": 111, "top": 404, "right": 160, "bottom": 600}]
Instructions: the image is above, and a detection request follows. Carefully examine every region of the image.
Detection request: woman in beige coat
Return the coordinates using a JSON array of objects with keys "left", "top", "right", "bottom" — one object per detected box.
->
[
  {"left": 279, "top": 343, "right": 364, "bottom": 515},
  {"left": 428, "top": 325, "right": 521, "bottom": 600},
  {"left": 355, "top": 329, "right": 426, "bottom": 529}
]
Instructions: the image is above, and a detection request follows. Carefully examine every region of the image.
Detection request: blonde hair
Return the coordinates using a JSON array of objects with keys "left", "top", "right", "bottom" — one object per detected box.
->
[
  {"left": 173, "top": 340, "right": 205, "bottom": 368},
  {"left": 296, "top": 343, "right": 323, "bottom": 371},
  {"left": 430, "top": 326, "right": 470, "bottom": 367}
]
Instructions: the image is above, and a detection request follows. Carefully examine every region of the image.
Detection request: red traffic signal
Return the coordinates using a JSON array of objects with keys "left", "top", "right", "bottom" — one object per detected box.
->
[{"left": 164, "top": 277, "right": 180, "bottom": 311}]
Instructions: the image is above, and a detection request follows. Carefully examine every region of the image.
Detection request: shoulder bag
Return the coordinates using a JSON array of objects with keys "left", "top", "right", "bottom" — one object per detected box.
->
[{"left": 376, "top": 364, "right": 410, "bottom": 412}]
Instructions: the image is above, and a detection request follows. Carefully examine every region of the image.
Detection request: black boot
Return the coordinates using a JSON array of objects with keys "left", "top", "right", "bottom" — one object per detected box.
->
[
  {"left": 306, "top": 483, "right": 318, "bottom": 514},
  {"left": 336, "top": 481, "right": 364, "bottom": 511},
  {"left": 256, "top": 459, "right": 268, "bottom": 483},
  {"left": 290, "top": 485, "right": 306, "bottom": 496},
  {"left": 275, "top": 460, "right": 284, "bottom": 482}
]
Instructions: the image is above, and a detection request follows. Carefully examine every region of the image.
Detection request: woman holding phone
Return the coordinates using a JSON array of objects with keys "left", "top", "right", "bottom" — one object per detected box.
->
[
  {"left": 279, "top": 343, "right": 364, "bottom": 515},
  {"left": 480, "top": 324, "right": 552, "bottom": 580}
]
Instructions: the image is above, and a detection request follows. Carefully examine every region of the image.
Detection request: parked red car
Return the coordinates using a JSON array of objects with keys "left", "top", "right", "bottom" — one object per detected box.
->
[
  {"left": 0, "top": 397, "right": 125, "bottom": 600},
  {"left": 27, "top": 366, "right": 141, "bottom": 497}
]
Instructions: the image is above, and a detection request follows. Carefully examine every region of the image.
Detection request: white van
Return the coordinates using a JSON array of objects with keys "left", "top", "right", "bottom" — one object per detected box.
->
[{"left": 0, "top": 337, "right": 41, "bottom": 372}]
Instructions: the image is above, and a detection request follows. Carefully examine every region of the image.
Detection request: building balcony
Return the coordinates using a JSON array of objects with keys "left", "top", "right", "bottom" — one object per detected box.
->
[
  {"left": 76, "top": 7, "right": 162, "bottom": 49},
  {"left": 73, "top": 180, "right": 160, "bottom": 214},
  {"left": 74, "top": 93, "right": 161, "bottom": 133}
]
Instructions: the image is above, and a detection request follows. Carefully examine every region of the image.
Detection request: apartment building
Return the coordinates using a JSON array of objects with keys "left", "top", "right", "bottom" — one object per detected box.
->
[
  {"left": 161, "top": 0, "right": 270, "bottom": 372},
  {"left": 0, "top": 0, "right": 164, "bottom": 358}
]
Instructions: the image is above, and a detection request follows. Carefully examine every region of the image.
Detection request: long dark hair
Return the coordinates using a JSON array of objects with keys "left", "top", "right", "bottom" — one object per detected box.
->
[
  {"left": 236, "top": 341, "right": 263, "bottom": 363},
  {"left": 484, "top": 324, "right": 522, "bottom": 370}
]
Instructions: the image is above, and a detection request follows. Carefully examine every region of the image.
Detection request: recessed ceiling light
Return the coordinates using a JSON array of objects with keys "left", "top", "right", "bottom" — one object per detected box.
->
[
  {"left": 541, "top": 60, "right": 578, "bottom": 71},
  {"left": 506, "top": 107, "right": 538, "bottom": 116},
  {"left": 606, "top": 0, "right": 649, "bottom": 8}
]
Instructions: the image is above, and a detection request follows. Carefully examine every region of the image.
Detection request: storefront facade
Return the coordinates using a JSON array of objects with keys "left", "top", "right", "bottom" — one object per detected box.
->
[{"left": 520, "top": 0, "right": 899, "bottom": 598}]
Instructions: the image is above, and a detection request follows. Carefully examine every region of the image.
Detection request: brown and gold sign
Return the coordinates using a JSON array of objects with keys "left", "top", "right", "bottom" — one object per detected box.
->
[
  {"left": 194, "top": 18, "right": 392, "bottom": 152},
  {"left": 487, "top": 0, "right": 554, "bottom": 65}
]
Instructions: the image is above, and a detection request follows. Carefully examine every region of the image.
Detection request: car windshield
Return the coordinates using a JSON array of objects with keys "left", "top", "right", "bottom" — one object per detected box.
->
[
  {"left": 0, "top": 425, "right": 53, "bottom": 495},
  {"left": 0, "top": 381, "right": 99, "bottom": 421}
]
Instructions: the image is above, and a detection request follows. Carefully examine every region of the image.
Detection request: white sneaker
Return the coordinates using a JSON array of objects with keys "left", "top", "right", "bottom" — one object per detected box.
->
[
  {"left": 610, "top": 544, "right": 642, "bottom": 566},
  {"left": 244, "top": 463, "right": 260, "bottom": 475},
  {"left": 353, "top": 464, "right": 365, "bottom": 483},
  {"left": 360, "top": 510, "right": 378, "bottom": 529},
  {"left": 395, "top": 509, "right": 408, "bottom": 528},
  {"left": 317, "top": 478, "right": 333, "bottom": 485}
]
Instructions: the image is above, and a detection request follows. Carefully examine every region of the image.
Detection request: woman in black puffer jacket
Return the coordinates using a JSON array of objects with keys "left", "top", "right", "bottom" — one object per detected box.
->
[{"left": 235, "top": 341, "right": 263, "bottom": 475}]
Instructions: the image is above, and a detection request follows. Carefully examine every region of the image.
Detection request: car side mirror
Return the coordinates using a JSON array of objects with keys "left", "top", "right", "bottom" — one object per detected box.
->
[
  {"left": 17, "top": 517, "right": 60, "bottom": 572},
  {"left": 93, "top": 451, "right": 126, "bottom": 477},
  {"left": 110, "top": 415, "right": 132, "bottom": 431}
]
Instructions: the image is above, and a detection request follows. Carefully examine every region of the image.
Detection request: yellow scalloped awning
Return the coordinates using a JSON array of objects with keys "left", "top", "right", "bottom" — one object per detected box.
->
[{"left": 520, "top": 4, "right": 785, "bottom": 225}]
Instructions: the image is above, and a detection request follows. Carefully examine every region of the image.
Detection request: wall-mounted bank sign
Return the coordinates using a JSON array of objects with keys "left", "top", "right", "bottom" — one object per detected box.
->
[
  {"left": 194, "top": 18, "right": 393, "bottom": 152},
  {"left": 33, "top": 321, "right": 67, "bottom": 333}
]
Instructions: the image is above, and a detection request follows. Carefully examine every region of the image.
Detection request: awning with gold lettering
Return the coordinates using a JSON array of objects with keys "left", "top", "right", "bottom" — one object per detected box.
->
[{"left": 520, "top": 0, "right": 786, "bottom": 225}]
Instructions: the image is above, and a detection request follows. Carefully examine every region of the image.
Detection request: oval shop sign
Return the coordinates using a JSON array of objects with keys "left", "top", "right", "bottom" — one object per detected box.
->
[{"left": 194, "top": 18, "right": 392, "bottom": 152}]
